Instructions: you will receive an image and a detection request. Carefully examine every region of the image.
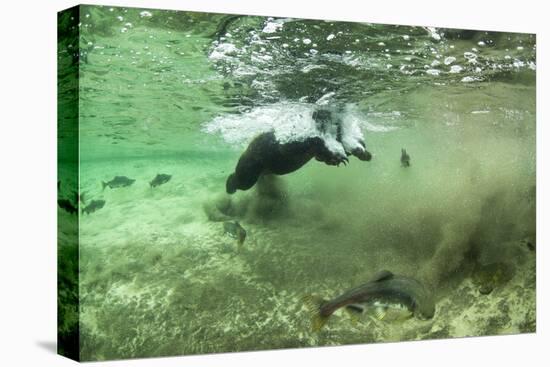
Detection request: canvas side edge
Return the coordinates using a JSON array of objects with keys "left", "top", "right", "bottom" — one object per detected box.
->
[{"left": 57, "top": 5, "right": 81, "bottom": 362}]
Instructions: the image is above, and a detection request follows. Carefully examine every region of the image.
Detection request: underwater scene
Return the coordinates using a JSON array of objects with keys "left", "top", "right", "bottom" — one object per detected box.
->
[{"left": 57, "top": 5, "right": 536, "bottom": 361}]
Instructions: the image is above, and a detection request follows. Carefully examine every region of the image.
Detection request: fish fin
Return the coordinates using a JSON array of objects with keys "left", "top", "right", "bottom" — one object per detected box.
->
[
  {"left": 374, "top": 306, "right": 387, "bottom": 320},
  {"left": 346, "top": 304, "right": 365, "bottom": 313},
  {"left": 371, "top": 270, "right": 394, "bottom": 282},
  {"left": 303, "top": 295, "right": 330, "bottom": 332}
]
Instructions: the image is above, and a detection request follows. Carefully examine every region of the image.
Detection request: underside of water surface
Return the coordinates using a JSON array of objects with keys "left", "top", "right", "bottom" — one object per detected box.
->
[{"left": 57, "top": 5, "right": 536, "bottom": 361}]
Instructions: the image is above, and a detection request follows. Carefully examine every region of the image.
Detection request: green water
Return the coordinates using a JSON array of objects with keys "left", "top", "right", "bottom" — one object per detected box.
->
[{"left": 58, "top": 5, "right": 536, "bottom": 361}]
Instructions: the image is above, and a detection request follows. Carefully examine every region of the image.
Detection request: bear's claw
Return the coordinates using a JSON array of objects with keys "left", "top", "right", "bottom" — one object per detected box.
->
[{"left": 335, "top": 155, "right": 349, "bottom": 167}]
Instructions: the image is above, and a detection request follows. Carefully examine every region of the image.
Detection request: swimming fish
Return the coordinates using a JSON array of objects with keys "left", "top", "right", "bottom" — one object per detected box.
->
[
  {"left": 57, "top": 199, "right": 77, "bottom": 215},
  {"left": 223, "top": 221, "right": 247, "bottom": 249},
  {"left": 304, "top": 270, "right": 435, "bottom": 331},
  {"left": 401, "top": 148, "right": 411, "bottom": 167},
  {"left": 150, "top": 173, "right": 172, "bottom": 188},
  {"left": 102, "top": 176, "right": 135, "bottom": 190},
  {"left": 82, "top": 200, "right": 106, "bottom": 215}
]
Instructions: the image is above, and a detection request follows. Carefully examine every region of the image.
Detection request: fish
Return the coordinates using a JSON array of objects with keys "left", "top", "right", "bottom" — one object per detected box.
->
[
  {"left": 82, "top": 200, "right": 106, "bottom": 215},
  {"left": 401, "top": 148, "right": 411, "bottom": 167},
  {"left": 223, "top": 221, "right": 247, "bottom": 249},
  {"left": 304, "top": 270, "right": 435, "bottom": 331},
  {"left": 57, "top": 199, "right": 77, "bottom": 215},
  {"left": 150, "top": 173, "right": 172, "bottom": 188},
  {"left": 102, "top": 176, "right": 136, "bottom": 190}
]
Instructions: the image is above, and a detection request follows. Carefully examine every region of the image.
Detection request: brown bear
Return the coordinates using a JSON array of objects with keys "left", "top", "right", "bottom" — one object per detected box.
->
[{"left": 226, "top": 108, "right": 372, "bottom": 194}]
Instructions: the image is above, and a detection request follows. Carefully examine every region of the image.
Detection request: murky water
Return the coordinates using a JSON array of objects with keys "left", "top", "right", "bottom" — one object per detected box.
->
[{"left": 57, "top": 5, "right": 536, "bottom": 361}]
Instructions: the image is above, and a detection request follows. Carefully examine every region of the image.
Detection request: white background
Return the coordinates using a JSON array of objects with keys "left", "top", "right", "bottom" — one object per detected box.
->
[{"left": 0, "top": 0, "right": 548, "bottom": 365}]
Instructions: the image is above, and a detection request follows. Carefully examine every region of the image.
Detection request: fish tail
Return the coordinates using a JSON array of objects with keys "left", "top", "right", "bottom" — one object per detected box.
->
[
  {"left": 101, "top": 181, "right": 107, "bottom": 191},
  {"left": 303, "top": 295, "right": 330, "bottom": 332}
]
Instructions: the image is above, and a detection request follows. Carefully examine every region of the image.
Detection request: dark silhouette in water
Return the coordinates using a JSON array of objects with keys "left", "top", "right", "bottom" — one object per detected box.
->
[
  {"left": 82, "top": 200, "right": 106, "bottom": 215},
  {"left": 58, "top": 199, "right": 78, "bottom": 215},
  {"left": 102, "top": 176, "right": 135, "bottom": 190},
  {"left": 401, "top": 148, "right": 411, "bottom": 167},
  {"left": 150, "top": 174, "right": 172, "bottom": 188},
  {"left": 226, "top": 108, "right": 372, "bottom": 194}
]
